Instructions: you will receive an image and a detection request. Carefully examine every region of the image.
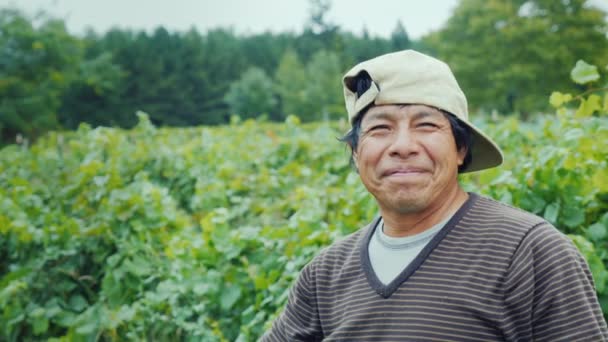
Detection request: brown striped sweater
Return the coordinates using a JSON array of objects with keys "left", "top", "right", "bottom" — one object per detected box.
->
[{"left": 262, "top": 193, "right": 608, "bottom": 341}]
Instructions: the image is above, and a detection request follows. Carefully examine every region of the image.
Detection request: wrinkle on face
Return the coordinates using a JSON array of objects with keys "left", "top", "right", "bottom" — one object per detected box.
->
[{"left": 354, "top": 104, "right": 467, "bottom": 235}]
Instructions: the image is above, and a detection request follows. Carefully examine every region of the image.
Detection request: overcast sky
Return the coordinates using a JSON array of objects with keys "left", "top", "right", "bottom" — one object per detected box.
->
[
  {"left": 1, "top": 0, "right": 464, "bottom": 39},
  {"left": 2, "top": 0, "right": 607, "bottom": 39}
]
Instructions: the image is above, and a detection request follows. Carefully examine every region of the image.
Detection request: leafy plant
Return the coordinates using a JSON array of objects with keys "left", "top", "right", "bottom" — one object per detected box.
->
[{"left": 1, "top": 60, "right": 607, "bottom": 340}]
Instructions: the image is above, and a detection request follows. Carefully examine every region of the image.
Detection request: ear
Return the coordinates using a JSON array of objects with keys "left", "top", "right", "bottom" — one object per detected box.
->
[{"left": 457, "top": 146, "right": 467, "bottom": 166}]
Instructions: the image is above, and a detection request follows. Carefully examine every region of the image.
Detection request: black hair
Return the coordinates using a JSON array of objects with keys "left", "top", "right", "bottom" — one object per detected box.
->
[
  {"left": 444, "top": 112, "right": 474, "bottom": 173},
  {"left": 339, "top": 71, "right": 474, "bottom": 173}
]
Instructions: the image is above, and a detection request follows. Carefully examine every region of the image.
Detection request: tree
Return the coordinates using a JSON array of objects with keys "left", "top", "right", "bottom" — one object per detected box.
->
[
  {"left": 275, "top": 49, "right": 308, "bottom": 118},
  {"left": 298, "top": 0, "right": 343, "bottom": 58},
  {"left": 0, "top": 9, "right": 82, "bottom": 142},
  {"left": 303, "top": 50, "right": 344, "bottom": 121},
  {"left": 340, "top": 31, "right": 393, "bottom": 68},
  {"left": 59, "top": 51, "right": 126, "bottom": 129},
  {"left": 79, "top": 27, "right": 233, "bottom": 127},
  {"left": 241, "top": 32, "right": 291, "bottom": 76},
  {"left": 224, "top": 67, "right": 278, "bottom": 119},
  {"left": 307, "top": 0, "right": 338, "bottom": 34},
  {"left": 0, "top": 6, "right": 428, "bottom": 135},
  {"left": 200, "top": 28, "right": 248, "bottom": 124},
  {"left": 424, "top": 0, "right": 608, "bottom": 114},
  {"left": 391, "top": 20, "right": 411, "bottom": 51}
]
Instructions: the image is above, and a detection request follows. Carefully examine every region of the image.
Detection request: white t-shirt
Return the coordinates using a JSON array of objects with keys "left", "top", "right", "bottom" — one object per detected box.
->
[{"left": 368, "top": 215, "right": 452, "bottom": 285}]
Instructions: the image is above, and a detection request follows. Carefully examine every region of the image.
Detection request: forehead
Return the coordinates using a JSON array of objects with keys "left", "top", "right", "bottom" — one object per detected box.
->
[{"left": 362, "top": 104, "right": 445, "bottom": 123}]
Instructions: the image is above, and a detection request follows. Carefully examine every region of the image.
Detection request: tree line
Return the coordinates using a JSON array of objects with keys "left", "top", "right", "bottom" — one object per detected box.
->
[{"left": 1, "top": 0, "right": 607, "bottom": 143}]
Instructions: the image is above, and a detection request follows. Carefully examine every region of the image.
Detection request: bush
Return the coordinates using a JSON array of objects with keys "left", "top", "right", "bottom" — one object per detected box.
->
[{"left": 1, "top": 61, "right": 607, "bottom": 340}]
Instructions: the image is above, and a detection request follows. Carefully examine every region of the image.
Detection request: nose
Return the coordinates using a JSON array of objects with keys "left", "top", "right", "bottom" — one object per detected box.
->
[{"left": 387, "top": 128, "right": 419, "bottom": 158}]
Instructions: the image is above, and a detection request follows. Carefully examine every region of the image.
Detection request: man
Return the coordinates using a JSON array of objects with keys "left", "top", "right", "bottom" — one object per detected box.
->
[{"left": 262, "top": 50, "right": 608, "bottom": 341}]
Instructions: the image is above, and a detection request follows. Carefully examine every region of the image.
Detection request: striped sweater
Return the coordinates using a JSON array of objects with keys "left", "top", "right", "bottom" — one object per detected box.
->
[{"left": 262, "top": 193, "right": 608, "bottom": 341}]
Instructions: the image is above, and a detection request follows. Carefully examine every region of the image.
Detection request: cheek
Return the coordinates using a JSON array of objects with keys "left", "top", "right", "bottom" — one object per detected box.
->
[
  {"left": 356, "top": 140, "right": 384, "bottom": 167},
  {"left": 422, "top": 137, "right": 459, "bottom": 167}
]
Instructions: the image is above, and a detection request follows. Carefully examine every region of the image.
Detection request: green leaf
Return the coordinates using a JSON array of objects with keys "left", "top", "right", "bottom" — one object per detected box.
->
[
  {"left": 69, "top": 295, "right": 88, "bottom": 312},
  {"left": 220, "top": 284, "right": 241, "bottom": 311},
  {"left": 569, "top": 234, "right": 595, "bottom": 257},
  {"left": 593, "top": 269, "right": 608, "bottom": 294},
  {"left": 44, "top": 300, "right": 62, "bottom": 318},
  {"left": 0, "top": 280, "right": 27, "bottom": 306},
  {"left": 593, "top": 169, "right": 608, "bottom": 192},
  {"left": 75, "top": 321, "right": 98, "bottom": 335},
  {"left": 124, "top": 256, "right": 152, "bottom": 277},
  {"left": 601, "top": 213, "right": 608, "bottom": 226},
  {"left": 520, "top": 192, "right": 546, "bottom": 214},
  {"left": 543, "top": 202, "right": 559, "bottom": 224},
  {"left": 562, "top": 204, "right": 586, "bottom": 229},
  {"left": 563, "top": 128, "right": 584, "bottom": 142},
  {"left": 193, "top": 283, "right": 210, "bottom": 296},
  {"left": 575, "top": 94, "right": 602, "bottom": 118},
  {"left": 32, "top": 316, "right": 49, "bottom": 335},
  {"left": 571, "top": 60, "right": 600, "bottom": 84},
  {"left": 588, "top": 222, "right": 607, "bottom": 241},
  {"left": 55, "top": 311, "right": 78, "bottom": 327},
  {"left": 599, "top": 293, "right": 608, "bottom": 313},
  {"left": 29, "top": 306, "right": 49, "bottom": 335},
  {"left": 101, "top": 273, "right": 122, "bottom": 307},
  {"left": 116, "top": 305, "right": 136, "bottom": 322},
  {"left": 0, "top": 267, "right": 32, "bottom": 289},
  {"left": 549, "top": 92, "right": 572, "bottom": 108}
]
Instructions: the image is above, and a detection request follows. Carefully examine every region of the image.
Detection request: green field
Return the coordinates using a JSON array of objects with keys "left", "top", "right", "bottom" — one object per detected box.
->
[
  {"left": 1, "top": 103, "right": 607, "bottom": 340},
  {"left": 2, "top": 1, "right": 608, "bottom": 339}
]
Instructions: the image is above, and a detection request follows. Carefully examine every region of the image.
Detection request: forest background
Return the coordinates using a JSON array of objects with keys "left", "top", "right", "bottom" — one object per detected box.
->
[
  {"left": 1, "top": 0, "right": 608, "bottom": 340},
  {"left": 2, "top": 0, "right": 608, "bottom": 143}
]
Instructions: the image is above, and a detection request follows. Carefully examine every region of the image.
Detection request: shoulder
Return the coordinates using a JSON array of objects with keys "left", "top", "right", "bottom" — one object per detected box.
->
[
  {"left": 467, "top": 195, "right": 586, "bottom": 279},
  {"left": 470, "top": 193, "right": 546, "bottom": 226},
  {"left": 485, "top": 197, "right": 608, "bottom": 339},
  {"left": 462, "top": 193, "right": 548, "bottom": 237},
  {"left": 470, "top": 193, "right": 571, "bottom": 245},
  {"left": 445, "top": 194, "right": 563, "bottom": 261}
]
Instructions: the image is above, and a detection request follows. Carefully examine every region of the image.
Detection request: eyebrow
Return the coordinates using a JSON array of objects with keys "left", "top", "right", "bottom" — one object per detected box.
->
[{"left": 363, "top": 108, "right": 444, "bottom": 123}]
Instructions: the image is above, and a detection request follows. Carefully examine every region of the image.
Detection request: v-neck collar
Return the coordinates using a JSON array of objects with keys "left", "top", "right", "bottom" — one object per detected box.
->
[{"left": 359, "top": 193, "right": 479, "bottom": 298}]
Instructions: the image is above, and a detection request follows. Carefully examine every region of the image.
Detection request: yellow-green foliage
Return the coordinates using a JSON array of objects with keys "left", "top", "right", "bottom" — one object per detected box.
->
[{"left": 1, "top": 74, "right": 608, "bottom": 341}]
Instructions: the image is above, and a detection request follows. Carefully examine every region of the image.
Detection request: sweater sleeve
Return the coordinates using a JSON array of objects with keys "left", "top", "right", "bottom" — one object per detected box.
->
[
  {"left": 260, "top": 260, "right": 323, "bottom": 342},
  {"left": 502, "top": 222, "right": 608, "bottom": 341}
]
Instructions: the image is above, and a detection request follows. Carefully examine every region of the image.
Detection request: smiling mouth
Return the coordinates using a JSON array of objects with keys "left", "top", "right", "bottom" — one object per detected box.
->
[{"left": 383, "top": 169, "right": 429, "bottom": 177}]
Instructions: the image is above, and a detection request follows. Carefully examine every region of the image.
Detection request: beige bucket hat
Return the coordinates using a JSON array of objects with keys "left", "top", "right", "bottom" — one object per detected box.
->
[{"left": 342, "top": 49, "right": 503, "bottom": 173}]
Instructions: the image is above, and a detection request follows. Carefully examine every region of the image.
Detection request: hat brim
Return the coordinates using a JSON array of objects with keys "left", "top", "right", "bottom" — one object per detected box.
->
[{"left": 458, "top": 120, "right": 503, "bottom": 173}]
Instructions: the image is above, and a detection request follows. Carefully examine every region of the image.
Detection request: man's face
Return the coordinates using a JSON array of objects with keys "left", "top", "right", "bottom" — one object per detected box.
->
[{"left": 354, "top": 104, "right": 466, "bottom": 216}]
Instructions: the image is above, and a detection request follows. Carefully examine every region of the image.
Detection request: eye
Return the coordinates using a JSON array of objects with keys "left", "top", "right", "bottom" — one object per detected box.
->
[
  {"left": 417, "top": 122, "right": 440, "bottom": 129},
  {"left": 370, "top": 124, "right": 390, "bottom": 131},
  {"left": 365, "top": 124, "right": 391, "bottom": 134}
]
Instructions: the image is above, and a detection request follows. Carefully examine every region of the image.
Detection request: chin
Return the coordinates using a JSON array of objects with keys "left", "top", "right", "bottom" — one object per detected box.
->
[
  {"left": 382, "top": 193, "right": 432, "bottom": 214},
  {"left": 393, "top": 199, "right": 430, "bottom": 214}
]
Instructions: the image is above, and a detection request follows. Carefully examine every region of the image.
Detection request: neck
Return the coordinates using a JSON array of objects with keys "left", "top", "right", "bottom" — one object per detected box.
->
[{"left": 381, "top": 187, "right": 469, "bottom": 237}]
